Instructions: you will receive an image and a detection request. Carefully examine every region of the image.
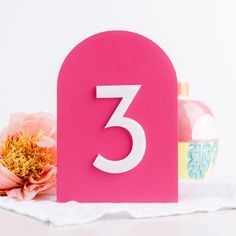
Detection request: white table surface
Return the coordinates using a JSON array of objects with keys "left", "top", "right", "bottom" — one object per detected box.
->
[{"left": 1, "top": 207, "right": 236, "bottom": 236}]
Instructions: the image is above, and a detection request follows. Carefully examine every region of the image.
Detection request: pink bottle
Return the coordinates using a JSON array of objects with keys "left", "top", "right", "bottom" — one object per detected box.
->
[{"left": 178, "top": 82, "right": 219, "bottom": 179}]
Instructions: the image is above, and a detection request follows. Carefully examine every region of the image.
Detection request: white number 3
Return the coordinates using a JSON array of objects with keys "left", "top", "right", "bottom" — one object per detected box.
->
[{"left": 93, "top": 85, "right": 146, "bottom": 174}]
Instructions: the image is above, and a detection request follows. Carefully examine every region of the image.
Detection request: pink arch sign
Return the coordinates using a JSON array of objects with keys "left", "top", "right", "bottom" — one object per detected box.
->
[{"left": 57, "top": 31, "right": 178, "bottom": 202}]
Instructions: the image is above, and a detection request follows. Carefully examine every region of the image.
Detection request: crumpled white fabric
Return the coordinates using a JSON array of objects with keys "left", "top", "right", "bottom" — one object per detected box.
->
[{"left": 1, "top": 179, "right": 236, "bottom": 226}]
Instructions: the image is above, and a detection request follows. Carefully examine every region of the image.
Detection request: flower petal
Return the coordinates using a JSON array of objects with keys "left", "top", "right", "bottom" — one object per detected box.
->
[
  {"left": 0, "top": 163, "right": 24, "bottom": 189},
  {"left": 22, "top": 165, "right": 56, "bottom": 200},
  {"left": 36, "top": 136, "right": 56, "bottom": 148},
  {"left": 6, "top": 187, "right": 24, "bottom": 200}
]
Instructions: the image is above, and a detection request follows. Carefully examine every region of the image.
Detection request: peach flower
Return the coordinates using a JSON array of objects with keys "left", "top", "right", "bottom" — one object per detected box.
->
[{"left": 0, "top": 112, "right": 56, "bottom": 200}]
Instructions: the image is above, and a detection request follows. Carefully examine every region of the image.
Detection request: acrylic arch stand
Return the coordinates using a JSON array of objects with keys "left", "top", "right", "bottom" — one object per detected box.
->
[{"left": 57, "top": 31, "right": 178, "bottom": 203}]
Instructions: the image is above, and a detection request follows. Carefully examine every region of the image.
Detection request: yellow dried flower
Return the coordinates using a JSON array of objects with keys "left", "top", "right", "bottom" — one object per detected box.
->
[{"left": 0, "top": 131, "right": 55, "bottom": 181}]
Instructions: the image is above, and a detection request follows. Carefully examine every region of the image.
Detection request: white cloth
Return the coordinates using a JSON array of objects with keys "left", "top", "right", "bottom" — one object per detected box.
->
[{"left": 1, "top": 179, "right": 236, "bottom": 226}]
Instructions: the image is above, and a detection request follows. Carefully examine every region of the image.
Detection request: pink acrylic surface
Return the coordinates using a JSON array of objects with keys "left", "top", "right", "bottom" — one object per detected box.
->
[{"left": 57, "top": 31, "right": 178, "bottom": 202}]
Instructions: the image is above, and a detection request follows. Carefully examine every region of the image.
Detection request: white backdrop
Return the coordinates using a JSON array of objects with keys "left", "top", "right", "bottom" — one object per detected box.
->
[{"left": 0, "top": 0, "right": 236, "bottom": 175}]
